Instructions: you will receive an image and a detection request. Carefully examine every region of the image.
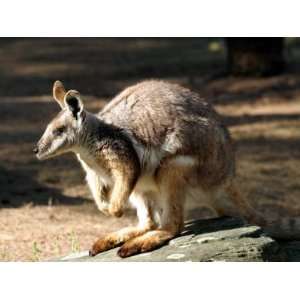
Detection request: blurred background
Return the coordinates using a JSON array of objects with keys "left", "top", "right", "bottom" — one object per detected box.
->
[{"left": 1, "top": 37, "right": 300, "bottom": 261}]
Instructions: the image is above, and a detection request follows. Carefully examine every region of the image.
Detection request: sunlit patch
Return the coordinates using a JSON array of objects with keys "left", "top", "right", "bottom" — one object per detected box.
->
[
  {"left": 208, "top": 41, "right": 222, "bottom": 52},
  {"left": 172, "top": 155, "right": 197, "bottom": 167},
  {"left": 167, "top": 253, "right": 185, "bottom": 260}
]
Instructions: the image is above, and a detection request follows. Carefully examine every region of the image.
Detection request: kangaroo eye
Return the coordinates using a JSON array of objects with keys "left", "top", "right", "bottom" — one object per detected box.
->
[{"left": 53, "top": 126, "right": 65, "bottom": 136}]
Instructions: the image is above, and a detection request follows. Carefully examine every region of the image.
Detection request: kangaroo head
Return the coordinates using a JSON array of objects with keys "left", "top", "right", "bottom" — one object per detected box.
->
[{"left": 34, "top": 81, "right": 85, "bottom": 160}]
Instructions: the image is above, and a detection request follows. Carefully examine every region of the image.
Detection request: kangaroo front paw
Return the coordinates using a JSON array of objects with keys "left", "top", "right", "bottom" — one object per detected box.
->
[{"left": 108, "top": 205, "right": 123, "bottom": 218}]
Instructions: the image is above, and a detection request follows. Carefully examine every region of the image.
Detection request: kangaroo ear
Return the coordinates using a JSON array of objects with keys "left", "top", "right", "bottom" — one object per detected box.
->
[
  {"left": 64, "top": 90, "right": 84, "bottom": 119},
  {"left": 53, "top": 80, "right": 66, "bottom": 109}
]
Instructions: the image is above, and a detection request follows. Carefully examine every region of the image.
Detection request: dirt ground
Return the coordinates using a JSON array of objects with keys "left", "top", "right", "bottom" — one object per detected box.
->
[{"left": 1, "top": 38, "right": 300, "bottom": 261}]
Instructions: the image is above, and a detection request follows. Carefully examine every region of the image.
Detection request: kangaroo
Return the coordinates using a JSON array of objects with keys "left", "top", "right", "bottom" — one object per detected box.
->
[{"left": 35, "top": 80, "right": 300, "bottom": 258}]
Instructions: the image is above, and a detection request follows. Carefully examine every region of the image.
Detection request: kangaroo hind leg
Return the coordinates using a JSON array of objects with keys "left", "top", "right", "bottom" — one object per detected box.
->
[{"left": 118, "top": 159, "right": 188, "bottom": 258}]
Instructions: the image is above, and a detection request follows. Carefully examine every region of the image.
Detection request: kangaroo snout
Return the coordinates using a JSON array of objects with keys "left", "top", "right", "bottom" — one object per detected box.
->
[
  {"left": 33, "top": 143, "right": 43, "bottom": 159},
  {"left": 34, "top": 140, "right": 45, "bottom": 159},
  {"left": 33, "top": 147, "right": 39, "bottom": 154}
]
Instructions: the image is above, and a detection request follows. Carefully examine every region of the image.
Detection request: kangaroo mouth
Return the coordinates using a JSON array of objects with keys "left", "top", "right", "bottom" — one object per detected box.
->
[
  {"left": 35, "top": 150, "right": 54, "bottom": 161},
  {"left": 34, "top": 142, "right": 57, "bottom": 160},
  {"left": 36, "top": 152, "right": 48, "bottom": 161}
]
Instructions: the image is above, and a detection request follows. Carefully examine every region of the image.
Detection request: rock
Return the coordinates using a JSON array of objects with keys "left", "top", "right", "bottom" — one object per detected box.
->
[{"left": 55, "top": 217, "right": 290, "bottom": 262}]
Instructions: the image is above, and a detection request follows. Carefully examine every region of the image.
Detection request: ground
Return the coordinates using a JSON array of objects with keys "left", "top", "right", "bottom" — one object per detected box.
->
[{"left": 1, "top": 38, "right": 300, "bottom": 261}]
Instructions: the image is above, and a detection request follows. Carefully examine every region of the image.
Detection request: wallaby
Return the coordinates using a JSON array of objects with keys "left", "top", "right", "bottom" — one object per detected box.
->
[{"left": 35, "top": 80, "right": 300, "bottom": 258}]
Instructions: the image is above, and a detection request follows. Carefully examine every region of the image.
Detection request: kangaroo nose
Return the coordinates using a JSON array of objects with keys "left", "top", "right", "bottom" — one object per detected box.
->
[{"left": 33, "top": 147, "right": 39, "bottom": 154}]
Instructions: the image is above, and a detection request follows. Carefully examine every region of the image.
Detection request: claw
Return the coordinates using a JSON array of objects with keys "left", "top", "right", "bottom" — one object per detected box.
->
[{"left": 89, "top": 249, "right": 97, "bottom": 257}]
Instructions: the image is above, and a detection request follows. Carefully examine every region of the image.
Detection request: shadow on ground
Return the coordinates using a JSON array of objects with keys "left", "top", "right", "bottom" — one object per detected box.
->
[
  {"left": 1, "top": 38, "right": 300, "bottom": 209},
  {"left": 0, "top": 165, "right": 84, "bottom": 208}
]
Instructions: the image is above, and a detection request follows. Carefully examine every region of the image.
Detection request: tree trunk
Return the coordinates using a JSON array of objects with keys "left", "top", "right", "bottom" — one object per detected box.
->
[{"left": 226, "top": 38, "right": 285, "bottom": 76}]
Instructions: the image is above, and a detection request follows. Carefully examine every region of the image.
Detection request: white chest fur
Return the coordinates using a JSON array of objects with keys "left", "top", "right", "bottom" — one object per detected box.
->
[
  {"left": 76, "top": 152, "right": 112, "bottom": 185},
  {"left": 76, "top": 152, "right": 113, "bottom": 211}
]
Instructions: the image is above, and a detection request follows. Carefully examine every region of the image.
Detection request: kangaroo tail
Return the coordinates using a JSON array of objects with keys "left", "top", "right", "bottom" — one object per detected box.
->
[
  {"left": 225, "top": 181, "right": 300, "bottom": 240},
  {"left": 262, "top": 217, "right": 300, "bottom": 239}
]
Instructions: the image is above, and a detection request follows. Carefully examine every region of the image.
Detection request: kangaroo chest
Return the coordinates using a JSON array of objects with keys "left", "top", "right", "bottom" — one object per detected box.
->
[{"left": 76, "top": 152, "right": 113, "bottom": 187}]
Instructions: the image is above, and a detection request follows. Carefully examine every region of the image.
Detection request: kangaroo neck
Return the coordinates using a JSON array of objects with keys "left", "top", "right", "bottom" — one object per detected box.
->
[{"left": 74, "top": 111, "right": 125, "bottom": 158}]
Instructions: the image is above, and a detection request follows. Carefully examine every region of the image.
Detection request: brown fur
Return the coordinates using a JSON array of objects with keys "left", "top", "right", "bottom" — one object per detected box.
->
[{"left": 87, "top": 81, "right": 236, "bottom": 256}]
